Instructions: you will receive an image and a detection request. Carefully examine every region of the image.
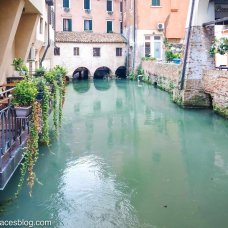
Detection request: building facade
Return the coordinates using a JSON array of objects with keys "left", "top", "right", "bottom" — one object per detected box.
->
[
  {"left": 123, "top": 0, "right": 190, "bottom": 71},
  {"left": 0, "top": 0, "right": 55, "bottom": 84},
  {"left": 54, "top": 0, "right": 127, "bottom": 78}
]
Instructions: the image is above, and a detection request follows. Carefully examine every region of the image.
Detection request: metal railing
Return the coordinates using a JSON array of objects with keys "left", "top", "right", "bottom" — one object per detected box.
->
[{"left": 0, "top": 88, "right": 29, "bottom": 171}]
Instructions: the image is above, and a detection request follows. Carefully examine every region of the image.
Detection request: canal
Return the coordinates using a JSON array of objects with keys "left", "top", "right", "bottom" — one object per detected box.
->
[{"left": 1, "top": 80, "right": 228, "bottom": 228}]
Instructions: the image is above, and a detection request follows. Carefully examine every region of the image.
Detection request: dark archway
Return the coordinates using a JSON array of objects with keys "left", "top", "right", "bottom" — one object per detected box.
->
[
  {"left": 73, "top": 67, "right": 90, "bottom": 80},
  {"left": 115, "top": 66, "right": 127, "bottom": 79},
  {"left": 94, "top": 67, "right": 111, "bottom": 79}
]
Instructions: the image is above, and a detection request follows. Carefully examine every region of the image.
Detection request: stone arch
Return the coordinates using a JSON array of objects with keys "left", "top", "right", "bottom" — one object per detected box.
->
[
  {"left": 94, "top": 66, "right": 112, "bottom": 79},
  {"left": 72, "top": 67, "right": 90, "bottom": 80},
  {"left": 115, "top": 66, "right": 127, "bottom": 79}
]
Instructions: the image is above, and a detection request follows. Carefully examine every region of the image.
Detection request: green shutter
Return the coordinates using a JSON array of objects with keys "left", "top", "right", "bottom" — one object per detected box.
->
[
  {"left": 84, "top": 0, "right": 90, "bottom": 9},
  {"left": 89, "top": 20, "right": 92, "bottom": 30},
  {"left": 69, "top": 19, "right": 72, "bottom": 31},
  {"left": 63, "top": 0, "right": 69, "bottom": 8},
  {"left": 107, "top": 21, "right": 112, "bottom": 33}
]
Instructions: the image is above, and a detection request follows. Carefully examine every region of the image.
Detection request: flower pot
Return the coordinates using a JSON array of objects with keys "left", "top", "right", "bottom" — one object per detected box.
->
[
  {"left": 36, "top": 92, "right": 44, "bottom": 100},
  {"left": 14, "top": 106, "right": 32, "bottom": 117}
]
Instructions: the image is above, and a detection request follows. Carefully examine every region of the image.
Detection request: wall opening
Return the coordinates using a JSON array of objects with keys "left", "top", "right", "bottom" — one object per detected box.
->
[
  {"left": 73, "top": 67, "right": 90, "bottom": 80},
  {"left": 94, "top": 67, "right": 111, "bottom": 79},
  {"left": 115, "top": 66, "right": 127, "bottom": 79}
]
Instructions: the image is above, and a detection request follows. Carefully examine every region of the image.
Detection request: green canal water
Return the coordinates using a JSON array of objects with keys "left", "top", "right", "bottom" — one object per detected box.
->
[{"left": 1, "top": 80, "right": 228, "bottom": 228}]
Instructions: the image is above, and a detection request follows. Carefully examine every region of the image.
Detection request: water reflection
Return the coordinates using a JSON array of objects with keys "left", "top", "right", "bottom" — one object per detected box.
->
[
  {"left": 94, "top": 79, "right": 111, "bottom": 91},
  {"left": 72, "top": 80, "right": 90, "bottom": 93}
]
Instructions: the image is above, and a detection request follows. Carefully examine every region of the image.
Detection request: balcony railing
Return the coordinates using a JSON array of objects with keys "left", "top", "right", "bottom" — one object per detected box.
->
[{"left": 0, "top": 87, "right": 30, "bottom": 189}]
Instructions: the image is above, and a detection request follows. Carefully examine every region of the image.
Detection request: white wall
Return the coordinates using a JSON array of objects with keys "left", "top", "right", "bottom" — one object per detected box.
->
[{"left": 53, "top": 42, "right": 126, "bottom": 77}]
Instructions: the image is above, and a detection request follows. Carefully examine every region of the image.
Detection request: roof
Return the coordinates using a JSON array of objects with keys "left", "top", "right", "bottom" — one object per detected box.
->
[{"left": 56, "top": 32, "right": 127, "bottom": 43}]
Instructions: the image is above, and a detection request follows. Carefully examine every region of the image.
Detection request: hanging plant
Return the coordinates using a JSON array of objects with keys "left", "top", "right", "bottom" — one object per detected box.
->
[
  {"left": 16, "top": 101, "right": 41, "bottom": 197},
  {"left": 52, "top": 81, "right": 58, "bottom": 137},
  {"left": 40, "top": 85, "right": 50, "bottom": 145}
]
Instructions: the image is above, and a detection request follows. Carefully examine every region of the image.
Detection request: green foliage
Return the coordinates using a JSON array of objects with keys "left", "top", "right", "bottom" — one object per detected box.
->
[
  {"left": 12, "top": 58, "right": 24, "bottom": 71},
  {"left": 12, "top": 58, "right": 28, "bottom": 75},
  {"left": 164, "top": 40, "right": 182, "bottom": 62},
  {"left": 40, "top": 86, "right": 50, "bottom": 145},
  {"left": 34, "top": 67, "right": 46, "bottom": 77},
  {"left": 127, "top": 71, "right": 135, "bottom": 80},
  {"left": 12, "top": 80, "right": 37, "bottom": 106},
  {"left": 44, "top": 70, "right": 56, "bottom": 84},
  {"left": 15, "top": 64, "right": 67, "bottom": 196},
  {"left": 142, "top": 56, "right": 156, "bottom": 61},
  {"left": 210, "top": 37, "right": 228, "bottom": 56},
  {"left": 137, "top": 66, "right": 144, "bottom": 75}
]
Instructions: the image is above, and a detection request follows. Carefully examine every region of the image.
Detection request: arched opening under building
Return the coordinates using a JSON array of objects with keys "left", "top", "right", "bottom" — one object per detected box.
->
[
  {"left": 73, "top": 67, "right": 90, "bottom": 80},
  {"left": 94, "top": 67, "right": 111, "bottom": 79},
  {"left": 115, "top": 66, "right": 127, "bottom": 79}
]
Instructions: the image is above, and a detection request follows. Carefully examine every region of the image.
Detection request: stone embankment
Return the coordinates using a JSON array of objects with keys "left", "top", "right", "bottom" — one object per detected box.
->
[
  {"left": 203, "top": 70, "right": 228, "bottom": 118},
  {"left": 142, "top": 60, "right": 228, "bottom": 118}
]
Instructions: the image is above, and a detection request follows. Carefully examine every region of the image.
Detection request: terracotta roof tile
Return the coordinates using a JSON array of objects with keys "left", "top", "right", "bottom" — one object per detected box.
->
[{"left": 56, "top": 32, "right": 127, "bottom": 43}]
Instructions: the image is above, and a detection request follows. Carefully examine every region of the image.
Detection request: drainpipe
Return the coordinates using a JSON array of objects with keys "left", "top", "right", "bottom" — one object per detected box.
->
[
  {"left": 40, "top": 5, "right": 51, "bottom": 67},
  {"left": 180, "top": 0, "right": 195, "bottom": 90},
  {"left": 132, "top": 0, "right": 136, "bottom": 73}
]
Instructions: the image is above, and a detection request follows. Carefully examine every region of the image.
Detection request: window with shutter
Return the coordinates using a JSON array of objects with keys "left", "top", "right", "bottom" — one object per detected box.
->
[
  {"left": 107, "top": 21, "right": 113, "bottom": 33},
  {"left": 107, "top": 0, "right": 113, "bottom": 11},
  {"left": 84, "top": 20, "right": 92, "bottom": 31},
  {"left": 63, "top": 0, "right": 69, "bottom": 8},
  {"left": 84, "top": 0, "right": 90, "bottom": 9},
  {"left": 152, "top": 0, "right": 160, "bottom": 6}
]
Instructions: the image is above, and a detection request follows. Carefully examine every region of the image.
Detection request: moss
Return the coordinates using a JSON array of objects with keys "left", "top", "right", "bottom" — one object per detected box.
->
[{"left": 213, "top": 105, "right": 228, "bottom": 118}]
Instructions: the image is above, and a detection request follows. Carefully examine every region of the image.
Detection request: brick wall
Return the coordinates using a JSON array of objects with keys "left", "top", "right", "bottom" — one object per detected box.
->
[
  {"left": 142, "top": 60, "right": 180, "bottom": 93},
  {"left": 203, "top": 70, "right": 228, "bottom": 118}
]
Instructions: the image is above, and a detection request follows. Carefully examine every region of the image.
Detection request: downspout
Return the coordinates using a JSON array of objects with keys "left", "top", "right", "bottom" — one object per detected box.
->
[
  {"left": 180, "top": 0, "right": 195, "bottom": 90},
  {"left": 132, "top": 0, "right": 136, "bottom": 73},
  {"left": 40, "top": 5, "right": 51, "bottom": 67}
]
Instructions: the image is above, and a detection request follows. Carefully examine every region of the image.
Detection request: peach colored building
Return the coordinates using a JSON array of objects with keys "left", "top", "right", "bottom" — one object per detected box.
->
[
  {"left": 55, "top": 0, "right": 123, "bottom": 33},
  {"left": 54, "top": 0, "right": 127, "bottom": 78},
  {"left": 123, "top": 0, "right": 190, "bottom": 71}
]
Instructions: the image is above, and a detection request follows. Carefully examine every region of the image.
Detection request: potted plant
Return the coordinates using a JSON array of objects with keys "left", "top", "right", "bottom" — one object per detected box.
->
[
  {"left": 34, "top": 67, "right": 46, "bottom": 77},
  {"left": 34, "top": 77, "right": 47, "bottom": 100},
  {"left": 12, "top": 58, "right": 23, "bottom": 77},
  {"left": 12, "top": 80, "right": 38, "bottom": 117}
]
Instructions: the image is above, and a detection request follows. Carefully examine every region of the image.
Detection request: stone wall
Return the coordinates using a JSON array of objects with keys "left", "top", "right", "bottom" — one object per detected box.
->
[
  {"left": 142, "top": 60, "right": 180, "bottom": 93},
  {"left": 203, "top": 70, "right": 228, "bottom": 118}
]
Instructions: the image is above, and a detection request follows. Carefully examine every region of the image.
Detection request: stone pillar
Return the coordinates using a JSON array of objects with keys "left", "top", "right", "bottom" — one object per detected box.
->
[
  {"left": 176, "top": 26, "right": 215, "bottom": 107},
  {"left": 0, "top": 0, "right": 25, "bottom": 83}
]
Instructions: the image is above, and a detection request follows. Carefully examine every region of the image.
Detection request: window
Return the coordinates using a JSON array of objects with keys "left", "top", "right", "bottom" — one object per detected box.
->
[
  {"left": 120, "top": 21, "right": 123, "bottom": 34},
  {"left": 39, "top": 17, "right": 43, "bottom": 34},
  {"left": 84, "top": 0, "right": 90, "bottom": 10},
  {"left": 116, "top": 48, "right": 122, "bottom": 56},
  {"left": 73, "top": 47, "right": 79, "bottom": 56},
  {"left": 84, "top": 20, "right": 92, "bottom": 31},
  {"left": 107, "top": 21, "right": 113, "bottom": 33},
  {"left": 63, "top": 18, "right": 72, "bottom": 31},
  {"left": 63, "top": 0, "right": 69, "bottom": 8},
  {"left": 107, "top": 0, "right": 113, "bottom": 11},
  {"left": 152, "top": 0, "right": 160, "bottom": 6},
  {"left": 145, "top": 42, "right": 151, "bottom": 57},
  {"left": 93, "top": 48, "right": 100, "bottom": 57},
  {"left": 54, "top": 47, "right": 60, "bottom": 56},
  {"left": 120, "top": 1, "right": 123, "bottom": 13},
  {"left": 153, "top": 35, "right": 162, "bottom": 59}
]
